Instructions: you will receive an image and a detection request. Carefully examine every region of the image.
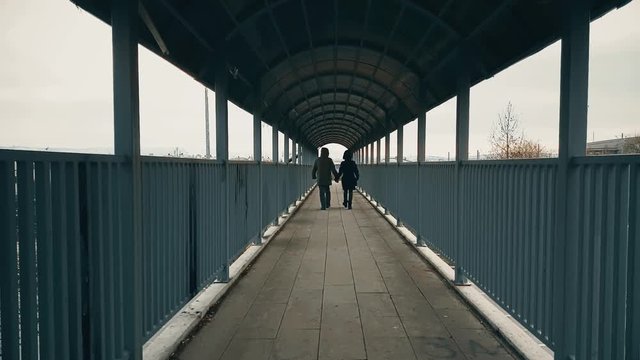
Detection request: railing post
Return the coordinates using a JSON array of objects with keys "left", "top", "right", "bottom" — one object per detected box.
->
[
  {"left": 396, "top": 125, "right": 403, "bottom": 226},
  {"left": 298, "top": 143, "right": 304, "bottom": 200},
  {"left": 215, "top": 57, "right": 230, "bottom": 282},
  {"left": 253, "top": 112, "right": 263, "bottom": 244},
  {"left": 112, "top": 0, "right": 143, "bottom": 356},
  {"left": 272, "top": 125, "right": 279, "bottom": 225},
  {"left": 417, "top": 112, "right": 427, "bottom": 247},
  {"left": 0, "top": 161, "right": 19, "bottom": 359},
  {"left": 283, "top": 135, "right": 290, "bottom": 214},
  {"left": 554, "top": 1, "right": 590, "bottom": 358},
  {"left": 385, "top": 133, "right": 390, "bottom": 215},
  {"left": 454, "top": 60, "right": 470, "bottom": 286}
]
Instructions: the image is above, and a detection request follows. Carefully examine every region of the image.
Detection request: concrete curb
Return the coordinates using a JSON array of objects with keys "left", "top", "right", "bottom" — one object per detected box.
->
[
  {"left": 143, "top": 185, "right": 317, "bottom": 360},
  {"left": 357, "top": 189, "right": 553, "bottom": 360}
]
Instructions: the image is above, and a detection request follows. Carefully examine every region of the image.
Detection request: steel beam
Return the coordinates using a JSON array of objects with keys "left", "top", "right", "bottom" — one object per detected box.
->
[
  {"left": 284, "top": 134, "right": 290, "bottom": 164},
  {"left": 112, "top": 0, "right": 143, "bottom": 357},
  {"left": 385, "top": 133, "right": 391, "bottom": 164},
  {"left": 253, "top": 112, "right": 263, "bottom": 242},
  {"left": 253, "top": 113, "right": 262, "bottom": 162},
  {"left": 554, "top": 1, "right": 590, "bottom": 358},
  {"left": 417, "top": 112, "right": 426, "bottom": 163},
  {"left": 272, "top": 124, "right": 279, "bottom": 163},
  {"left": 454, "top": 63, "right": 470, "bottom": 286},
  {"left": 397, "top": 125, "right": 404, "bottom": 164},
  {"left": 215, "top": 57, "right": 230, "bottom": 282}
]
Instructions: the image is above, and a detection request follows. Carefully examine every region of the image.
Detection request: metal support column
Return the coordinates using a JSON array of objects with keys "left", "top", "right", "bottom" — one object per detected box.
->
[
  {"left": 284, "top": 135, "right": 290, "bottom": 164},
  {"left": 384, "top": 133, "right": 391, "bottom": 214},
  {"left": 397, "top": 126, "right": 404, "bottom": 164},
  {"left": 272, "top": 125, "right": 279, "bottom": 224},
  {"left": 418, "top": 113, "right": 426, "bottom": 163},
  {"left": 298, "top": 143, "right": 303, "bottom": 200},
  {"left": 253, "top": 113, "right": 263, "bottom": 243},
  {"left": 385, "top": 134, "right": 390, "bottom": 164},
  {"left": 417, "top": 112, "right": 427, "bottom": 246},
  {"left": 365, "top": 144, "right": 369, "bottom": 164},
  {"left": 273, "top": 125, "right": 279, "bottom": 163},
  {"left": 376, "top": 139, "right": 381, "bottom": 164},
  {"left": 215, "top": 57, "right": 230, "bottom": 282},
  {"left": 370, "top": 143, "right": 375, "bottom": 164},
  {"left": 112, "top": 0, "right": 143, "bottom": 356},
  {"left": 454, "top": 64, "right": 470, "bottom": 286},
  {"left": 396, "top": 125, "right": 403, "bottom": 226},
  {"left": 554, "top": 1, "right": 590, "bottom": 358}
]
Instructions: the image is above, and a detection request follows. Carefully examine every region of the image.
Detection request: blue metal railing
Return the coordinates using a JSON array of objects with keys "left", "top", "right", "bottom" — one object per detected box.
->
[
  {"left": 358, "top": 156, "right": 640, "bottom": 358},
  {"left": 0, "top": 149, "right": 314, "bottom": 359}
]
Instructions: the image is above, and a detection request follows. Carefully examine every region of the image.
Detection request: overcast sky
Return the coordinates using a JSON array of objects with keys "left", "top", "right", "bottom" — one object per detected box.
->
[{"left": 1, "top": 0, "right": 638, "bottom": 161}]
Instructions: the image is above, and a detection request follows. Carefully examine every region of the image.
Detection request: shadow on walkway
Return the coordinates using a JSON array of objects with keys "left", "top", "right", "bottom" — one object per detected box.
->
[{"left": 175, "top": 183, "right": 516, "bottom": 360}]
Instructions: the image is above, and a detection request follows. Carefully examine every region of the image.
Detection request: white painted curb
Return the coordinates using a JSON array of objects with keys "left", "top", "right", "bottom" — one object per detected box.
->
[
  {"left": 358, "top": 190, "right": 553, "bottom": 360},
  {"left": 143, "top": 185, "right": 316, "bottom": 360}
]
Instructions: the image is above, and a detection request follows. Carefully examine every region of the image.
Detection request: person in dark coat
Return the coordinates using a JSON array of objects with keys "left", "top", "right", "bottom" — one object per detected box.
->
[
  {"left": 337, "top": 150, "right": 359, "bottom": 209},
  {"left": 312, "top": 147, "right": 339, "bottom": 210}
]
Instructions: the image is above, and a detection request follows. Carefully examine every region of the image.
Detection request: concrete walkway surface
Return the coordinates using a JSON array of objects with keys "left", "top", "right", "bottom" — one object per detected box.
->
[{"left": 174, "top": 184, "right": 517, "bottom": 360}]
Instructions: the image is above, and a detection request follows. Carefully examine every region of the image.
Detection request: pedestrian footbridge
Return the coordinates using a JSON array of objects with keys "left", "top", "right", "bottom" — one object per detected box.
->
[{"left": 2, "top": 0, "right": 639, "bottom": 359}]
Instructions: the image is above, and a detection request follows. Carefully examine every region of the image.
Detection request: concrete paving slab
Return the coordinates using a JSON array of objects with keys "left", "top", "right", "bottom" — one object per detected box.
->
[
  {"left": 409, "top": 336, "right": 466, "bottom": 360},
  {"left": 220, "top": 338, "right": 273, "bottom": 360},
  {"left": 365, "top": 336, "right": 417, "bottom": 360},
  {"left": 270, "top": 329, "right": 320, "bottom": 360},
  {"left": 451, "top": 328, "right": 512, "bottom": 358},
  {"left": 323, "top": 284, "right": 357, "bottom": 304},
  {"left": 360, "top": 314, "right": 406, "bottom": 338},
  {"left": 356, "top": 293, "right": 397, "bottom": 317},
  {"left": 235, "top": 303, "right": 287, "bottom": 339}
]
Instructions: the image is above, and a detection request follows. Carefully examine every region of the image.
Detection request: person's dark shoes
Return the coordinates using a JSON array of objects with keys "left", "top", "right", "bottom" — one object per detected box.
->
[
  {"left": 321, "top": 207, "right": 326, "bottom": 210},
  {"left": 343, "top": 201, "right": 347, "bottom": 208}
]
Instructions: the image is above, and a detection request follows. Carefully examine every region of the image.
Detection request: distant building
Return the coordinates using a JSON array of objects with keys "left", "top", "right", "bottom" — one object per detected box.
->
[{"left": 587, "top": 136, "right": 640, "bottom": 155}]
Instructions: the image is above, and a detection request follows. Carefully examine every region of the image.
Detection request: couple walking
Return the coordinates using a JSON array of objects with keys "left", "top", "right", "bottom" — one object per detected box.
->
[{"left": 312, "top": 148, "right": 360, "bottom": 210}]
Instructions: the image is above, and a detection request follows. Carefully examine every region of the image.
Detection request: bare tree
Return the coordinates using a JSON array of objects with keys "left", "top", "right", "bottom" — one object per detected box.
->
[
  {"left": 510, "top": 138, "right": 550, "bottom": 158},
  {"left": 622, "top": 135, "right": 640, "bottom": 154},
  {"left": 489, "top": 102, "right": 548, "bottom": 159},
  {"left": 489, "top": 102, "right": 522, "bottom": 159}
]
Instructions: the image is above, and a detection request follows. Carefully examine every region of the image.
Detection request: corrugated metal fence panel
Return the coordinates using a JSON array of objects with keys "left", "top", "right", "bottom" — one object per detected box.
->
[
  {"left": 568, "top": 158, "right": 639, "bottom": 359},
  {"left": 262, "top": 163, "right": 278, "bottom": 225},
  {"left": 458, "top": 161, "right": 557, "bottom": 346},
  {"left": 193, "top": 162, "right": 226, "bottom": 289},
  {"left": 397, "top": 164, "right": 418, "bottom": 229},
  {"left": 228, "top": 163, "right": 261, "bottom": 260},
  {"left": 0, "top": 150, "right": 131, "bottom": 360},
  {"left": 141, "top": 160, "right": 192, "bottom": 340},
  {"left": 418, "top": 163, "right": 456, "bottom": 260}
]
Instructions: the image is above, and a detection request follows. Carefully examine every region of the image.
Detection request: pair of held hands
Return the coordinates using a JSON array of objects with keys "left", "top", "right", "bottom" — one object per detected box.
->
[{"left": 312, "top": 175, "right": 341, "bottom": 183}]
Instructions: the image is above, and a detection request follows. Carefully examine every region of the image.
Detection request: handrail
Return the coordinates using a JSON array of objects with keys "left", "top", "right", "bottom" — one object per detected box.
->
[
  {"left": 0, "top": 148, "right": 126, "bottom": 162},
  {"left": 572, "top": 154, "right": 640, "bottom": 165}
]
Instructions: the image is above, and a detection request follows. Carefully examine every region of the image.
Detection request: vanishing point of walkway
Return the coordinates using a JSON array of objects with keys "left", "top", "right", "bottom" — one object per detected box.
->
[{"left": 175, "top": 184, "right": 516, "bottom": 360}]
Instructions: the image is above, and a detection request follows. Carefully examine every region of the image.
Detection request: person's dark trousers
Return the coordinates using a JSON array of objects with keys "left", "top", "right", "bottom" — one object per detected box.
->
[
  {"left": 343, "top": 189, "right": 353, "bottom": 209},
  {"left": 319, "top": 186, "right": 331, "bottom": 209}
]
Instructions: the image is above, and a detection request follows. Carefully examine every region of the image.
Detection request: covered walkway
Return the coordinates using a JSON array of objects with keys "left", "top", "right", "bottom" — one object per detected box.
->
[{"left": 176, "top": 184, "right": 514, "bottom": 360}]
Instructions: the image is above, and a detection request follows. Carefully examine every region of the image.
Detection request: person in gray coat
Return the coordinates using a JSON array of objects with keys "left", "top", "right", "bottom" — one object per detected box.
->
[{"left": 312, "top": 148, "right": 339, "bottom": 210}]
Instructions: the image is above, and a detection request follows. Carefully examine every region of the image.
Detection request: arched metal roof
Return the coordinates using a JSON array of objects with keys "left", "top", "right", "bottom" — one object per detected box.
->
[{"left": 74, "top": 0, "right": 630, "bottom": 149}]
